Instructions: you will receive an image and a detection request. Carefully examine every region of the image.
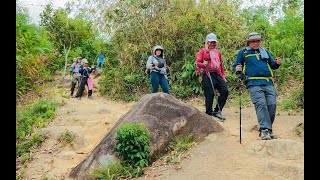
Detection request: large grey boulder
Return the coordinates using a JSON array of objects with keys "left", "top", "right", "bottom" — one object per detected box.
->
[{"left": 69, "top": 93, "right": 223, "bottom": 179}]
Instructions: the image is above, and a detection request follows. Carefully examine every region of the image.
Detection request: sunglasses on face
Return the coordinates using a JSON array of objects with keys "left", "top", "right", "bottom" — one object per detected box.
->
[{"left": 248, "top": 41, "right": 260, "bottom": 44}]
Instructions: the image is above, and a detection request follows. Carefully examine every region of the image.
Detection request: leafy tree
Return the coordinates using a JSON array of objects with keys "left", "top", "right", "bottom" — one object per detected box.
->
[
  {"left": 16, "top": 4, "right": 55, "bottom": 97},
  {"left": 40, "top": 5, "right": 97, "bottom": 76}
]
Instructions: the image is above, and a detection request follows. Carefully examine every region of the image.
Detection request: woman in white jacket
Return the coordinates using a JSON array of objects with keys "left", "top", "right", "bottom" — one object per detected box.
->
[{"left": 146, "top": 45, "right": 170, "bottom": 94}]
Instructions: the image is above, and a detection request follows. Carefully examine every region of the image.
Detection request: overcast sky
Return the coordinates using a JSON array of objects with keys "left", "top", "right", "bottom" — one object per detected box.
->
[{"left": 19, "top": 0, "right": 70, "bottom": 24}]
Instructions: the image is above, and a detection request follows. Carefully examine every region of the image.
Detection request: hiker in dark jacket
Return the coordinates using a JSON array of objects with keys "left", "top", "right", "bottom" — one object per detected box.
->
[
  {"left": 146, "top": 45, "right": 170, "bottom": 94},
  {"left": 75, "top": 59, "right": 96, "bottom": 100},
  {"left": 233, "top": 32, "right": 282, "bottom": 140},
  {"left": 196, "top": 33, "right": 228, "bottom": 121}
]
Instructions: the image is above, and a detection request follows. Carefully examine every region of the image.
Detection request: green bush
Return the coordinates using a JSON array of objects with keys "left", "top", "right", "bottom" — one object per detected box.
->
[
  {"left": 16, "top": 99, "right": 59, "bottom": 157},
  {"left": 114, "top": 123, "right": 151, "bottom": 168},
  {"left": 279, "top": 86, "right": 304, "bottom": 110}
]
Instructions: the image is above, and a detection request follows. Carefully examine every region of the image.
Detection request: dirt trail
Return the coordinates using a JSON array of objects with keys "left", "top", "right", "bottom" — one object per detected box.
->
[{"left": 22, "top": 76, "right": 304, "bottom": 180}]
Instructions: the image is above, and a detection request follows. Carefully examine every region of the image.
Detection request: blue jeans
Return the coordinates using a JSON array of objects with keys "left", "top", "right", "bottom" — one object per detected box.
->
[
  {"left": 150, "top": 72, "right": 170, "bottom": 94},
  {"left": 97, "top": 62, "right": 103, "bottom": 68},
  {"left": 248, "top": 85, "right": 277, "bottom": 130}
]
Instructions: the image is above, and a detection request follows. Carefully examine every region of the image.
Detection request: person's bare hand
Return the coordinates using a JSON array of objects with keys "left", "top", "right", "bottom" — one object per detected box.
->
[
  {"left": 153, "top": 61, "right": 159, "bottom": 67},
  {"left": 275, "top": 57, "right": 282, "bottom": 65},
  {"left": 236, "top": 65, "right": 242, "bottom": 72}
]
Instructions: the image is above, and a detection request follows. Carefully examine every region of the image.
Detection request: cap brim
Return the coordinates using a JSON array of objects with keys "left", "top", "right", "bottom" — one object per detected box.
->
[
  {"left": 207, "top": 39, "right": 217, "bottom": 42},
  {"left": 247, "top": 39, "right": 262, "bottom": 42},
  {"left": 246, "top": 35, "right": 262, "bottom": 42}
]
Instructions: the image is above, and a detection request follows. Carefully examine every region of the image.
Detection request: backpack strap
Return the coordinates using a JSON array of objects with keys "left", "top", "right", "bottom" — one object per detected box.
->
[
  {"left": 242, "top": 48, "right": 274, "bottom": 81},
  {"left": 242, "top": 48, "right": 247, "bottom": 75}
]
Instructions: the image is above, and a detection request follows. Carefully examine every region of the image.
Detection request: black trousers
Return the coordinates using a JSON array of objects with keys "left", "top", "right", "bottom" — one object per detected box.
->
[
  {"left": 202, "top": 72, "right": 229, "bottom": 114},
  {"left": 76, "top": 77, "right": 92, "bottom": 98}
]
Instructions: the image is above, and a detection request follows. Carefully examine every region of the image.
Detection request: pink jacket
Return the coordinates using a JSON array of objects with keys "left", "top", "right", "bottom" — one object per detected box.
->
[
  {"left": 196, "top": 48, "right": 226, "bottom": 81},
  {"left": 87, "top": 77, "right": 94, "bottom": 91}
]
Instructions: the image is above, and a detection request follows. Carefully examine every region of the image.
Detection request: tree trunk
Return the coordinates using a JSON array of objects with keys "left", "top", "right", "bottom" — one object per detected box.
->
[{"left": 63, "top": 46, "right": 71, "bottom": 77}]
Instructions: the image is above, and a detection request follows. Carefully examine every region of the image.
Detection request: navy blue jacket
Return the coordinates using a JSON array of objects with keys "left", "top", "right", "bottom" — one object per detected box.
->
[
  {"left": 79, "top": 66, "right": 95, "bottom": 78},
  {"left": 232, "top": 47, "right": 280, "bottom": 87}
]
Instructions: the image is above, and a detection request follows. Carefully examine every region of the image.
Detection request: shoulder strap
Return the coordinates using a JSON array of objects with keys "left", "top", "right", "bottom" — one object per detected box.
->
[
  {"left": 152, "top": 55, "right": 159, "bottom": 61},
  {"left": 242, "top": 48, "right": 274, "bottom": 78},
  {"left": 242, "top": 48, "right": 248, "bottom": 75},
  {"left": 242, "top": 48, "right": 247, "bottom": 64}
]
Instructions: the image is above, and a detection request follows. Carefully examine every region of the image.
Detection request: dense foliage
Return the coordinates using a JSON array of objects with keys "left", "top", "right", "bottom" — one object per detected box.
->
[
  {"left": 95, "top": 0, "right": 304, "bottom": 100},
  {"left": 16, "top": 0, "right": 304, "bottom": 102},
  {"left": 16, "top": 5, "right": 57, "bottom": 98}
]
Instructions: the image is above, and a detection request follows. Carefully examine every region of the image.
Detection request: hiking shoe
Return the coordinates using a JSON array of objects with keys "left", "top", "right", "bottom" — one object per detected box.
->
[
  {"left": 212, "top": 111, "right": 226, "bottom": 121},
  {"left": 259, "top": 129, "right": 271, "bottom": 140},
  {"left": 268, "top": 130, "right": 278, "bottom": 139},
  {"left": 88, "top": 96, "right": 94, "bottom": 100}
]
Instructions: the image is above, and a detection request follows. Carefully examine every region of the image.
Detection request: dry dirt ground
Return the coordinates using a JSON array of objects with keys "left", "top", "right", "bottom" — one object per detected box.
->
[{"left": 21, "top": 77, "right": 304, "bottom": 180}]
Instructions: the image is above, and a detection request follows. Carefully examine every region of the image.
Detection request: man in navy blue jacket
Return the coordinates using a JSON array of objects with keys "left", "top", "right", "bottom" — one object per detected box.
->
[
  {"left": 75, "top": 59, "right": 96, "bottom": 100},
  {"left": 233, "top": 32, "right": 282, "bottom": 140}
]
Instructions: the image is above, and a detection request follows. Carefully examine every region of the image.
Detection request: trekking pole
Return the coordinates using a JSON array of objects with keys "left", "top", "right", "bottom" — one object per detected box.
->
[
  {"left": 239, "top": 84, "right": 242, "bottom": 144},
  {"left": 205, "top": 62, "right": 222, "bottom": 113},
  {"left": 236, "top": 71, "right": 243, "bottom": 144}
]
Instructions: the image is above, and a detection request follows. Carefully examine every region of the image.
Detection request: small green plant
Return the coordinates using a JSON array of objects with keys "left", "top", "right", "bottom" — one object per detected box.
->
[
  {"left": 171, "top": 133, "right": 194, "bottom": 152},
  {"left": 91, "top": 161, "right": 140, "bottom": 180},
  {"left": 114, "top": 123, "right": 151, "bottom": 168},
  {"left": 58, "top": 129, "right": 76, "bottom": 144},
  {"left": 164, "top": 134, "right": 195, "bottom": 165},
  {"left": 16, "top": 133, "right": 45, "bottom": 161},
  {"left": 293, "top": 123, "right": 304, "bottom": 137},
  {"left": 91, "top": 123, "right": 150, "bottom": 179},
  {"left": 41, "top": 176, "right": 49, "bottom": 180},
  {"left": 16, "top": 99, "right": 59, "bottom": 158},
  {"left": 279, "top": 86, "right": 304, "bottom": 110}
]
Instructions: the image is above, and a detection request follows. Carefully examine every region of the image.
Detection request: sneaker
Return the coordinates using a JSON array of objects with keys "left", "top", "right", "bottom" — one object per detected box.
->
[
  {"left": 259, "top": 129, "right": 271, "bottom": 140},
  {"left": 212, "top": 111, "right": 226, "bottom": 121},
  {"left": 268, "top": 130, "right": 278, "bottom": 139},
  {"left": 88, "top": 96, "right": 94, "bottom": 100},
  {"left": 70, "top": 93, "right": 74, "bottom": 97},
  {"left": 76, "top": 97, "right": 81, "bottom": 100}
]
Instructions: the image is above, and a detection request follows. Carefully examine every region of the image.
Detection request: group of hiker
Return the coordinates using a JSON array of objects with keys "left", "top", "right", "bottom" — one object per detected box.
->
[
  {"left": 67, "top": 32, "right": 282, "bottom": 141},
  {"left": 69, "top": 54, "right": 105, "bottom": 100},
  {"left": 146, "top": 32, "right": 282, "bottom": 141}
]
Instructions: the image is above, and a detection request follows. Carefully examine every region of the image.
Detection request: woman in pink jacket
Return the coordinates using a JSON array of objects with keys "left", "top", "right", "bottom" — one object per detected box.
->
[{"left": 196, "top": 33, "right": 229, "bottom": 121}]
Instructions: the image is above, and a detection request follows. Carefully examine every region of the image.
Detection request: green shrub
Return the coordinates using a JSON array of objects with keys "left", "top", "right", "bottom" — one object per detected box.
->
[
  {"left": 16, "top": 133, "right": 45, "bottom": 161},
  {"left": 114, "top": 123, "right": 151, "bottom": 168},
  {"left": 279, "top": 86, "right": 304, "bottom": 110},
  {"left": 58, "top": 129, "right": 76, "bottom": 144},
  {"left": 16, "top": 99, "right": 59, "bottom": 157}
]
